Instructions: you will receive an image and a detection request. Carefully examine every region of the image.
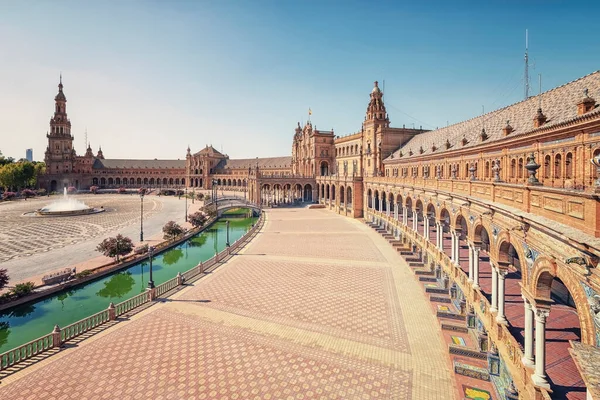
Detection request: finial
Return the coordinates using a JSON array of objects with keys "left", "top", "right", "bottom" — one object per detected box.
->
[
  {"left": 60, "top": 72, "right": 62, "bottom": 84},
  {"left": 374, "top": 81, "right": 378, "bottom": 87},
  {"left": 584, "top": 88, "right": 589, "bottom": 98}
]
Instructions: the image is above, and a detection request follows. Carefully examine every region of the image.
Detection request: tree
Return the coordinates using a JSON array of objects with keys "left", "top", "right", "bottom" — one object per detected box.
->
[
  {"left": 188, "top": 211, "right": 208, "bottom": 228},
  {"left": 96, "top": 234, "right": 134, "bottom": 262},
  {"left": 67, "top": 186, "right": 77, "bottom": 193},
  {"left": 195, "top": 192, "right": 204, "bottom": 201},
  {"left": 163, "top": 221, "right": 184, "bottom": 239},
  {"left": 0, "top": 269, "right": 9, "bottom": 290},
  {"left": 12, "top": 282, "right": 35, "bottom": 297},
  {"left": 21, "top": 189, "right": 36, "bottom": 198}
]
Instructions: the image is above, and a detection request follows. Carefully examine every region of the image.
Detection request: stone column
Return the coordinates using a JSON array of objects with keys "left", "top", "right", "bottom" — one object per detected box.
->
[
  {"left": 424, "top": 216, "right": 430, "bottom": 241},
  {"left": 531, "top": 308, "right": 551, "bottom": 389},
  {"left": 467, "top": 243, "right": 474, "bottom": 283},
  {"left": 394, "top": 203, "right": 398, "bottom": 220},
  {"left": 436, "top": 223, "right": 441, "bottom": 249},
  {"left": 454, "top": 233, "right": 460, "bottom": 265},
  {"left": 387, "top": 200, "right": 390, "bottom": 217},
  {"left": 490, "top": 264, "right": 498, "bottom": 312},
  {"left": 521, "top": 297, "right": 535, "bottom": 368},
  {"left": 412, "top": 211, "right": 418, "bottom": 232},
  {"left": 379, "top": 197, "right": 383, "bottom": 212},
  {"left": 403, "top": 207, "right": 408, "bottom": 226},
  {"left": 472, "top": 247, "right": 480, "bottom": 289},
  {"left": 450, "top": 231, "right": 456, "bottom": 263},
  {"left": 496, "top": 269, "right": 508, "bottom": 325}
]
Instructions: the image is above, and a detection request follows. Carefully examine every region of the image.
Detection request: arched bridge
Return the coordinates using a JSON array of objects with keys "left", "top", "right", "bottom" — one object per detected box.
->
[{"left": 205, "top": 196, "right": 262, "bottom": 217}]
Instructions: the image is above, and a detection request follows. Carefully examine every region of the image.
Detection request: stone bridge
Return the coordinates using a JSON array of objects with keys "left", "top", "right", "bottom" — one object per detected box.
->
[{"left": 205, "top": 196, "right": 261, "bottom": 217}]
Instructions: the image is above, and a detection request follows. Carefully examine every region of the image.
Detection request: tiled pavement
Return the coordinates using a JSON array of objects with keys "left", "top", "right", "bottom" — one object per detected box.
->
[{"left": 0, "top": 208, "right": 455, "bottom": 400}]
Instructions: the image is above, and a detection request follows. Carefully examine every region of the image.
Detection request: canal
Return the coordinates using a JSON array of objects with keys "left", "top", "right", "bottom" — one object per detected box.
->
[{"left": 0, "top": 214, "right": 257, "bottom": 353}]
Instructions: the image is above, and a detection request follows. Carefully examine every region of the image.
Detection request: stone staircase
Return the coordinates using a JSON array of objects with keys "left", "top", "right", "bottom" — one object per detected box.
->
[{"left": 366, "top": 220, "right": 494, "bottom": 388}]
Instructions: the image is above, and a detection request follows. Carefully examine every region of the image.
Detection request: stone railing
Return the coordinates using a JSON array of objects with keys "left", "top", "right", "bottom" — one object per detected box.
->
[
  {"left": 366, "top": 209, "right": 547, "bottom": 399},
  {"left": 0, "top": 212, "right": 265, "bottom": 372},
  {"left": 365, "top": 176, "right": 600, "bottom": 238}
]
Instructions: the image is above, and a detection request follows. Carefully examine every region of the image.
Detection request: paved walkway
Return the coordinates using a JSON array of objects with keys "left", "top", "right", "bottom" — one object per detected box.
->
[{"left": 0, "top": 208, "right": 455, "bottom": 399}]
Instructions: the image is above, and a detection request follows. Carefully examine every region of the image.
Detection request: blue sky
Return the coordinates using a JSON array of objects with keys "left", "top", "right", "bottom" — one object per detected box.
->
[{"left": 1, "top": 1, "right": 598, "bottom": 161}]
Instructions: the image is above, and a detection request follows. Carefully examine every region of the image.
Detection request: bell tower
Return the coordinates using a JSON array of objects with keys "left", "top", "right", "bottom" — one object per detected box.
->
[
  {"left": 45, "top": 75, "right": 76, "bottom": 176},
  {"left": 362, "top": 81, "right": 390, "bottom": 176}
]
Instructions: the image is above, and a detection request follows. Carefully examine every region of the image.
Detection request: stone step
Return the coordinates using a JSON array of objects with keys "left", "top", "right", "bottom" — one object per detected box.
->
[
  {"left": 419, "top": 276, "right": 437, "bottom": 282},
  {"left": 426, "top": 287, "right": 449, "bottom": 295},
  {"left": 453, "top": 360, "right": 490, "bottom": 381},
  {"left": 430, "top": 296, "right": 451, "bottom": 303},
  {"left": 409, "top": 261, "right": 425, "bottom": 267},
  {"left": 441, "top": 323, "right": 469, "bottom": 333},
  {"left": 437, "top": 311, "right": 466, "bottom": 321},
  {"left": 449, "top": 345, "right": 488, "bottom": 360},
  {"left": 414, "top": 269, "right": 434, "bottom": 276}
]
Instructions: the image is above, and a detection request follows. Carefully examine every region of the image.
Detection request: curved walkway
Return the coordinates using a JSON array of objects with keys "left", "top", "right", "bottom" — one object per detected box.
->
[{"left": 0, "top": 208, "right": 454, "bottom": 399}]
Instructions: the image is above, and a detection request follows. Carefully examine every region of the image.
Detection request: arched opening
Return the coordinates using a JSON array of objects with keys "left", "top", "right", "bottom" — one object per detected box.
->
[
  {"left": 331, "top": 184, "right": 336, "bottom": 201},
  {"left": 396, "top": 194, "right": 403, "bottom": 221},
  {"left": 544, "top": 155, "right": 551, "bottom": 179},
  {"left": 455, "top": 214, "right": 469, "bottom": 275},
  {"left": 100, "top": 177, "right": 106, "bottom": 186},
  {"left": 320, "top": 161, "right": 329, "bottom": 176},
  {"left": 518, "top": 158, "right": 524, "bottom": 179},
  {"left": 303, "top": 184, "right": 313, "bottom": 202},
  {"left": 339, "top": 185, "right": 345, "bottom": 205},
  {"left": 426, "top": 203, "right": 436, "bottom": 242},
  {"left": 532, "top": 271, "right": 585, "bottom": 398},
  {"left": 130, "top": 178, "right": 135, "bottom": 185},
  {"left": 346, "top": 187, "right": 352, "bottom": 208},
  {"left": 405, "top": 197, "right": 413, "bottom": 226},
  {"left": 388, "top": 193, "right": 394, "bottom": 215},
  {"left": 374, "top": 190, "right": 380, "bottom": 211},
  {"left": 367, "top": 188, "right": 372, "bottom": 209},
  {"left": 554, "top": 154, "right": 562, "bottom": 179},
  {"left": 50, "top": 180, "right": 57, "bottom": 192},
  {"left": 116, "top": 177, "right": 121, "bottom": 185},
  {"left": 326, "top": 184, "right": 330, "bottom": 201},
  {"left": 137, "top": 178, "right": 142, "bottom": 185},
  {"left": 565, "top": 152, "right": 573, "bottom": 180},
  {"left": 414, "top": 199, "right": 423, "bottom": 236},
  {"left": 381, "top": 191, "right": 387, "bottom": 212},
  {"left": 144, "top": 178, "right": 148, "bottom": 185},
  {"left": 108, "top": 177, "right": 114, "bottom": 185}
]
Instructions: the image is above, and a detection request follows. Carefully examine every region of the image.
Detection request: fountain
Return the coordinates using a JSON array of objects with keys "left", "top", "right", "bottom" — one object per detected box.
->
[{"left": 30, "top": 188, "right": 105, "bottom": 217}]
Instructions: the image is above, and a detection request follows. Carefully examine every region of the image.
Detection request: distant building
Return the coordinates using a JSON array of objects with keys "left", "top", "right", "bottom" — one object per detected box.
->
[{"left": 25, "top": 148, "right": 33, "bottom": 162}]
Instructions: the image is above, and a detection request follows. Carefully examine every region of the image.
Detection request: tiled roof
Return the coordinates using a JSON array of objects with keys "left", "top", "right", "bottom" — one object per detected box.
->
[
  {"left": 93, "top": 159, "right": 186, "bottom": 169},
  {"left": 194, "top": 145, "right": 225, "bottom": 157},
  {"left": 386, "top": 70, "right": 600, "bottom": 161},
  {"left": 216, "top": 156, "right": 292, "bottom": 170}
]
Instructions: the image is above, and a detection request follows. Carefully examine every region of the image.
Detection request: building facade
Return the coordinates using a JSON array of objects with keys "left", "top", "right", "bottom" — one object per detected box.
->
[{"left": 40, "top": 71, "right": 600, "bottom": 398}]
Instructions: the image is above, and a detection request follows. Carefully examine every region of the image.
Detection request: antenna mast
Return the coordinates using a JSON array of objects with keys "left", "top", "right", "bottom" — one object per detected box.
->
[
  {"left": 84, "top": 128, "right": 88, "bottom": 151},
  {"left": 524, "top": 29, "right": 529, "bottom": 100}
]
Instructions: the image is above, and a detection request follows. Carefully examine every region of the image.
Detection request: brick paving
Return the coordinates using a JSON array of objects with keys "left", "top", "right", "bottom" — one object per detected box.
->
[{"left": 0, "top": 208, "right": 455, "bottom": 399}]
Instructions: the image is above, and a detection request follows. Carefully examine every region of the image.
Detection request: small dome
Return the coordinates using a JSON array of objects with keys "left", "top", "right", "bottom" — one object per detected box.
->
[{"left": 372, "top": 81, "right": 381, "bottom": 94}]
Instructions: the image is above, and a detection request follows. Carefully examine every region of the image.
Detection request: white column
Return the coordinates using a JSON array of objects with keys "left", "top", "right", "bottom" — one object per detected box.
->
[
  {"left": 450, "top": 231, "right": 456, "bottom": 262},
  {"left": 386, "top": 200, "right": 390, "bottom": 217},
  {"left": 531, "top": 308, "right": 551, "bottom": 389},
  {"left": 394, "top": 203, "right": 398, "bottom": 220},
  {"left": 424, "top": 216, "right": 430, "bottom": 241},
  {"left": 435, "top": 223, "right": 441, "bottom": 249},
  {"left": 467, "top": 243, "right": 474, "bottom": 283},
  {"left": 490, "top": 264, "right": 498, "bottom": 312},
  {"left": 496, "top": 269, "right": 508, "bottom": 325},
  {"left": 472, "top": 247, "right": 480, "bottom": 289},
  {"left": 379, "top": 197, "right": 383, "bottom": 212},
  {"left": 454, "top": 231, "right": 460, "bottom": 265},
  {"left": 403, "top": 207, "right": 408, "bottom": 226},
  {"left": 521, "top": 297, "right": 535, "bottom": 368},
  {"left": 412, "top": 211, "right": 418, "bottom": 232}
]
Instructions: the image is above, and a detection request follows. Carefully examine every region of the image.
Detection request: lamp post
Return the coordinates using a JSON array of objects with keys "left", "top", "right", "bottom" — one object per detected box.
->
[
  {"left": 192, "top": 187, "right": 195, "bottom": 204},
  {"left": 139, "top": 189, "right": 145, "bottom": 242},
  {"left": 226, "top": 220, "right": 230, "bottom": 247},
  {"left": 147, "top": 246, "right": 155, "bottom": 289},
  {"left": 185, "top": 186, "right": 188, "bottom": 222}
]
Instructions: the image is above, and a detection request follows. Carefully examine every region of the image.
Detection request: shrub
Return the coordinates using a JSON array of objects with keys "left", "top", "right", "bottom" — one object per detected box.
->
[
  {"left": 36, "top": 188, "right": 47, "bottom": 196},
  {"left": 163, "top": 221, "right": 184, "bottom": 239},
  {"left": 0, "top": 268, "right": 9, "bottom": 290},
  {"left": 74, "top": 270, "right": 93, "bottom": 279},
  {"left": 188, "top": 211, "right": 208, "bottom": 228},
  {"left": 117, "top": 187, "right": 126, "bottom": 194},
  {"left": 138, "top": 187, "right": 147, "bottom": 195},
  {"left": 67, "top": 186, "right": 77, "bottom": 194},
  {"left": 21, "top": 189, "right": 36, "bottom": 198},
  {"left": 196, "top": 192, "right": 205, "bottom": 201},
  {"left": 89, "top": 186, "right": 99, "bottom": 194},
  {"left": 96, "top": 234, "right": 134, "bottom": 262},
  {"left": 2, "top": 192, "right": 16, "bottom": 200},
  {"left": 12, "top": 282, "right": 35, "bottom": 297}
]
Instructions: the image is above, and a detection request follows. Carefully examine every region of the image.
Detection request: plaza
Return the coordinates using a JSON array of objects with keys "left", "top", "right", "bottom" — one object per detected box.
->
[
  {"left": 0, "top": 193, "right": 196, "bottom": 285},
  {"left": 0, "top": 208, "right": 456, "bottom": 399}
]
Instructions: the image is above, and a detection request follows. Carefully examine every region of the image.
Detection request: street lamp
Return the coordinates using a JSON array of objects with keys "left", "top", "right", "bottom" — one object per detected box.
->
[
  {"left": 147, "top": 246, "right": 155, "bottom": 289},
  {"left": 226, "top": 220, "right": 230, "bottom": 247},
  {"left": 139, "top": 189, "right": 145, "bottom": 242},
  {"left": 185, "top": 186, "right": 188, "bottom": 222}
]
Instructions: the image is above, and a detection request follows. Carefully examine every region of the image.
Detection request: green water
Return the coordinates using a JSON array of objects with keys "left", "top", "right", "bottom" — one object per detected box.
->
[{"left": 0, "top": 215, "right": 257, "bottom": 353}]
